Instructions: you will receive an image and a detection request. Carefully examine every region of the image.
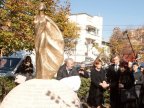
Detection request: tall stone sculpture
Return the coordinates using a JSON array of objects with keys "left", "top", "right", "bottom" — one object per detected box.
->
[{"left": 34, "top": 3, "right": 64, "bottom": 79}]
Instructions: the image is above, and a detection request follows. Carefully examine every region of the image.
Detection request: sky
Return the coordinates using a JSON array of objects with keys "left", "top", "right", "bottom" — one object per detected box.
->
[{"left": 70, "top": 0, "right": 144, "bottom": 41}]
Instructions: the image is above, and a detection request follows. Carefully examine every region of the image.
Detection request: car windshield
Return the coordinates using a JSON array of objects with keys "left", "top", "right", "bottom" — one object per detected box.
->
[{"left": 0, "top": 58, "right": 21, "bottom": 72}]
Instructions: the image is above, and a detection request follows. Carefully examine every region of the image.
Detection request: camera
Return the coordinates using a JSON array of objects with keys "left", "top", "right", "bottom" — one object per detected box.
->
[{"left": 79, "top": 69, "right": 84, "bottom": 71}]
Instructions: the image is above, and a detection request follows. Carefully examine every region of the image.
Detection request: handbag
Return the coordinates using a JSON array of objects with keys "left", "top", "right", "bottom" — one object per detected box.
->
[{"left": 120, "top": 87, "right": 137, "bottom": 103}]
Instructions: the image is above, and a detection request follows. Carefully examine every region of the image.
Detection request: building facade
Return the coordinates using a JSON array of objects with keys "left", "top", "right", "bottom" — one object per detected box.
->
[{"left": 67, "top": 13, "right": 103, "bottom": 62}]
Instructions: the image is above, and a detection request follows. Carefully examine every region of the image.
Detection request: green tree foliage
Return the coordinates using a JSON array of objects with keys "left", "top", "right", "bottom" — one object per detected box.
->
[
  {"left": 0, "top": 77, "right": 16, "bottom": 101},
  {"left": 0, "top": 0, "right": 35, "bottom": 55},
  {"left": 77, "top": 77, "right": 90, "bottom": 102},
  {"left": 0, "top": 0, "right": 4, "bottom": 7},
  {"left": 0, "top": 0, "right": 79, "bottom": 55}
]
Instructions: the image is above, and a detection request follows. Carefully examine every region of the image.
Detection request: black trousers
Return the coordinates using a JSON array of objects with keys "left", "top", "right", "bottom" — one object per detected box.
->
[{"left": 110, "top": 91, "right": 120, "bottom": 108}]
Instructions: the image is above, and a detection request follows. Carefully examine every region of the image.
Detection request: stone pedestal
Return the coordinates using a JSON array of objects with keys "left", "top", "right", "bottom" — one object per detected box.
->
[{"left": 0, "top": 79, "right": 80, "bottom": 108}]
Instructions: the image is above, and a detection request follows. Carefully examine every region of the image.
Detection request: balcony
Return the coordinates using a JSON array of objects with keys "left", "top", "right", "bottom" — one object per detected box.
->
[
  {"left": 85, "top": 25, "right": 99, "bottom": 41},
  {"left": 85, "top": 34, "right": 97, "bottom": 40}
]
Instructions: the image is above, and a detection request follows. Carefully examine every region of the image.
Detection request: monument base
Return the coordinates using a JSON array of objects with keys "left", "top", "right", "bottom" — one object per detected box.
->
[{"left": 0, "top": 79, "right": 80, "bottom": 108}]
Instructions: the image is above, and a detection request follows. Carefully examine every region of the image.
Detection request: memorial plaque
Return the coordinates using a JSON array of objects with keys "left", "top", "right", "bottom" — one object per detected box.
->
[{"left": 0, "top": 79, "right": 80, "bottom": 108}]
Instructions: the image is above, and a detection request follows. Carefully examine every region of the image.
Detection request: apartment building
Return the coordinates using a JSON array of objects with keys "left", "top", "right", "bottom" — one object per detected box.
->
[{"left": 67, "top": 13, "right": 103, "bottom": 62}]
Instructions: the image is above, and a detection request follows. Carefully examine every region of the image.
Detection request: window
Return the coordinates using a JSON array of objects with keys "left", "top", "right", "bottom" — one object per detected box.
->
[
  {"left": 86, "top": 25, "right": 99, "bottom": 35},
  {"left": 0, "top": 58, "right": 21, "bottom": 72}
]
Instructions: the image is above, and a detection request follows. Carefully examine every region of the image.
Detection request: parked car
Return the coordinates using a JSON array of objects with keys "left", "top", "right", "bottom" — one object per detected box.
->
[
  {"left": 0, "top": 57, "right": 24, "bottom": 77},
  {"left": 0, "top": 50, "right": 36, "bottom": 78}
]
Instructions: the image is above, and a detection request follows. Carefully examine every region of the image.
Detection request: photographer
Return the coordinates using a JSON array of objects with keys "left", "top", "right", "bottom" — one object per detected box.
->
[
  {"left": 15, "top": 56, "right": 34, "bottom": 84},
  {"left": 78, "top": 64, "right": 90, "bottom": 78}
]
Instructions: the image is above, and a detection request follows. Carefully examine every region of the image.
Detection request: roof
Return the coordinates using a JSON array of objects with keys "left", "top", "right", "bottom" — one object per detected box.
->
[{"left": 70, "top": 13, "right": 102, "bottom": 18}]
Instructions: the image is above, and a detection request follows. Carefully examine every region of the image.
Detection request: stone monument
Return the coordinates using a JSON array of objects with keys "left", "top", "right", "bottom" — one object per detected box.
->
[
  {"left": 0, "top": 2, "right": 80, "bottom": 108},
  {"left": 0, "top": 79, "right": 80, "bottom": 108}
]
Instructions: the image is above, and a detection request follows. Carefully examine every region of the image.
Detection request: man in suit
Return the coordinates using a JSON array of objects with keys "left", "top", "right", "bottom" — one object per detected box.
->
[
  {"left": 106, "top": 55, "right": 121, "bottom": 108},
  {"left": 56, "top": 58, "right": 79, "bottom": 80}
]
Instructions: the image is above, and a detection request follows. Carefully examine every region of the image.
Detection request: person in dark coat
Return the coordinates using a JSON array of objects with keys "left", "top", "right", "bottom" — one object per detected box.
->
[
  {"left": 132, "top": 62, "right": 143, "bottom": 107},
  {"left": 78, "top": 63, "right": 90, "bottom": 78},
  {"left": 87, "top": 59, "right": 109, "bottom": 108},
  {"left": 56, "top": 58, "right": 79, "bottom": 80},
  {"left": 106, "top": 55, "right": 121, "bottom": 108},
  {"left": 15, "top": 56, "right": 34, "bottom": 83},
  {"left": 118, "top": 61, "right": 136, "bottom": 108},
  {"left": 138, "top": 66, "right": 144, "bottom": 108}
]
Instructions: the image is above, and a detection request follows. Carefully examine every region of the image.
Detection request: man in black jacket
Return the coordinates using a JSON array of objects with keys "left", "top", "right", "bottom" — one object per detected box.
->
[
  {"left": 106, "top": 55, "right": 121, "bottom": 108},
  {"left": 56, "top": 58, "right": 79, "bottom": 80}
]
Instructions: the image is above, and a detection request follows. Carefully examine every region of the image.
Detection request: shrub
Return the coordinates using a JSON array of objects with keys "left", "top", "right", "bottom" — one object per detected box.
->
[
  {"left": 0, "top": 76, "right": 16, "bottom": 101},
  {"left": 77, "top": 77, "right": 91, "bottom": 102}
]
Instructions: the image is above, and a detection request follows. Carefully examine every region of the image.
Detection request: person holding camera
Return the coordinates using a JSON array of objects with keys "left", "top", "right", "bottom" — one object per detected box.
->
[{"left": 78, "top": 64, "right": 90, "bottom": 78}]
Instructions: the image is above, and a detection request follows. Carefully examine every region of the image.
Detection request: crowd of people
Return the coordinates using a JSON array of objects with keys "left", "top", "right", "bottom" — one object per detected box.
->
[
  {"left": 14, "top": 55, "right": 144, "bottom": 108},
  {"left": 56, "top": 56, "right": 144, "bottom": 108}
]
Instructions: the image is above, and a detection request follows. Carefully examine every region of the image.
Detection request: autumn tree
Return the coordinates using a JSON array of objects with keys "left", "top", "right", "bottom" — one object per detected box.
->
[
  {"left": 109, "top": 27, "right": 144, "bottom": 61},
  {"left": 109, "top": 27, "right": 124, "bottom": 58},
  {"left": 0, "top": 0, "right": 79, "bottom": 56},
  {"left": 130, "top": 27, "right": 144, "bottom": 62},
  {"left": 0, "top": 0, "right": 35, "bottom": 55}
]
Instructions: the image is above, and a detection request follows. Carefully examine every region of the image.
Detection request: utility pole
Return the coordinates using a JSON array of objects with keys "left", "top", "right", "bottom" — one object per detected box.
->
[{"left": 124, "top": 31, "right": 137, "bottom": 60}]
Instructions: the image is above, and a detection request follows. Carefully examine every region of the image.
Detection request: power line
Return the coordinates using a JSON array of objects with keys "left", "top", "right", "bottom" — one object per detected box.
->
[
  {"left": 103, "top": 25, "right": 144, "bottom": 26},
  {"left": 103, "top": 27, "right": 144, "bottom": 31}
]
